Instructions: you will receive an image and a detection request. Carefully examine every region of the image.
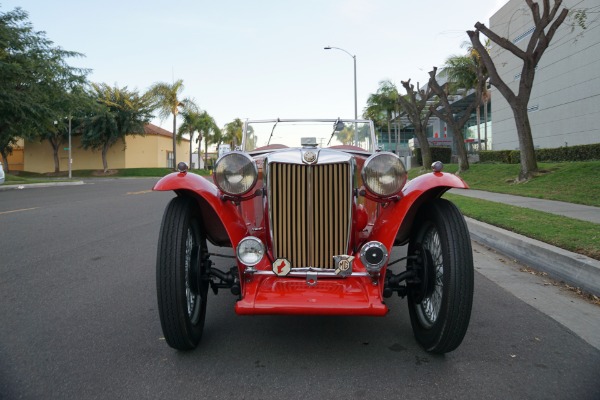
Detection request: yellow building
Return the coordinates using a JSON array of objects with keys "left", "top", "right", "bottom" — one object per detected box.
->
[
  {"left": 24, "top": 124, "right": 190, "bottom": 173},
  {"left": 5, "top": 139, "right": 25, "bottom": 171}
]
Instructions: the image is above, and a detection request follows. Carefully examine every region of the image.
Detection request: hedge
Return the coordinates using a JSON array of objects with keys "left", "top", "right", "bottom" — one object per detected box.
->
[
  {"left": 480, "top": 143, "right": 600, "bottom": 164},
  {"left": 413, "top": 146, "right": 452, "bottom": 166}
]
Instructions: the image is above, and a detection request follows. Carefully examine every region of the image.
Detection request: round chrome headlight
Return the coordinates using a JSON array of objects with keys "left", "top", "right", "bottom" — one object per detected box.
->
[
  {"left": 236, "top": 237, "right": 265, "bottom": 266},
  {"left": 214, "top": 152, "right": 258, "bottom": 196},
  {"left": 361, "top": 152, "right": 407, "bottom": 197}
]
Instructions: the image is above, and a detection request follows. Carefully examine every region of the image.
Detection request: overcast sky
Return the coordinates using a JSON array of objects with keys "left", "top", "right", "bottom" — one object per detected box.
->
[{"left": 4, "top": 0, "right": 506, "bottom": 131}]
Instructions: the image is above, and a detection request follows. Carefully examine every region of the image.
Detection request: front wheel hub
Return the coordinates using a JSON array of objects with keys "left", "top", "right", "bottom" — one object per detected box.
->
[{"left": 407, "top": 243, "right": 436, "bottom": 304}]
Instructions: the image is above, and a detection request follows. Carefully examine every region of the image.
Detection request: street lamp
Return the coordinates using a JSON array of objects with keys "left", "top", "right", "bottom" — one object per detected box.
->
[{"left": 324, "top": 46, "right": 357, "bottom": 121}]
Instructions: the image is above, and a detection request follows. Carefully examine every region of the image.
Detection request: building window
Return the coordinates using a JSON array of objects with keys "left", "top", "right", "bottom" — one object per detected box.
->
[
  {"left": 514, "top": 66, "right": 537, "bottom": 81},
  {"left": 166, "top": 151, "right": 174, "bottom": 168},
  {"left": 513, "top": 26, "right": 535, "bottom": 44}
]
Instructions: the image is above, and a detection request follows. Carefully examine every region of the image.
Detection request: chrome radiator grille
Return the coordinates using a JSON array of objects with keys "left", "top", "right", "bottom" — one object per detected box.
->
[{"left": 269, "top": 162, "right": 351, "bottom": 269}]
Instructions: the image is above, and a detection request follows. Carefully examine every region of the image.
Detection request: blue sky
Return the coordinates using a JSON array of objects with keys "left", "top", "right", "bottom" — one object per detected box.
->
[{"left": 3, "top": 0, "right": 506, "bottom": 132}]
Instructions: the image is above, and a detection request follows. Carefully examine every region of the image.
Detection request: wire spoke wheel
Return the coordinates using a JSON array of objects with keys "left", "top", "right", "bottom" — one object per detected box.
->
[
  {"left": 407, "top": 198, "right": 474, "bottom": 354},
  {"left": 157, "top": 197, "right": 209, "bottom": 350},
  {"left": 415, "top": 228, "right": 444, "bottom": 328}
]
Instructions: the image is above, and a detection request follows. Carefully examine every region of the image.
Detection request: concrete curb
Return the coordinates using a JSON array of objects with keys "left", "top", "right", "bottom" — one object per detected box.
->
[
  {"left": 0, "top": 181, "right": 85, "bottom": 191},
  {"left": 466, "top": 217, "right": 600, "bottom": 297}
]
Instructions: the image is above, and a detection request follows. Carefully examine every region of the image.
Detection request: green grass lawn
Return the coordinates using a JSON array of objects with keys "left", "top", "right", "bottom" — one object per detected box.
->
[
  {"left": 410, "top": 161, "right": 600, "bottom": 207},
  {"left": 3, "top": 167, "right": 211, "bottom": 184},
  {"left": 444, "top": 193, "right": 600, "bottom": 260},
  {"left": 410, "top": 161, "right": 600, "bottom": 260}
]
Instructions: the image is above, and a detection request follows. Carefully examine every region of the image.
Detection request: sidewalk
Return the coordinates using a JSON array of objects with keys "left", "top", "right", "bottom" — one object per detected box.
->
[
  {"left": 449, "top": 189, "right": 600, "bottom": 224},
  {"left": 449, "top": 188, "right": 600, "bottom": 297},
  {"left": 0, "top": 181, "right": 85, "bottom": 191}
]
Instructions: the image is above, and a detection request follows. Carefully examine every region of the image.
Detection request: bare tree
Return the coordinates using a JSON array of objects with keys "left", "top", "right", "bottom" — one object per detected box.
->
[
  {"left": 397, "top": 80, "right": 438, "bottom": 168},
  {"left": 467, "top": 0, "right": 569, "bottom": 181},
  {"left": 428, "top": 66, "right": 487, "bottom": 174}
]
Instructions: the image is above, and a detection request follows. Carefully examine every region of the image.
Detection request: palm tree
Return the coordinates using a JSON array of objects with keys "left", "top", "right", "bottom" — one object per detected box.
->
[
  {"left": 179, "top": 108, "right": 204, "bottom": 168},
  {"left": 192, "top": 111, "right": 220, "bottom": 168},
  {"left": 223, "top": 118, "right": 243, "bottom": 148},
  {"left": 148, "top": 79, "right": 193, "bottom": 168},
  {"left": 441, "top": 41, "right": 491, "bottom": 151},
  {"left": 364, "top": 80, "right": 399, "bottom": 150}
]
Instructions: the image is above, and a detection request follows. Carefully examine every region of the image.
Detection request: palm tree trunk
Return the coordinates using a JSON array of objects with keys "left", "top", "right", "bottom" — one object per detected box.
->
[
  {"left": 189, "top": 132, "right": 194, "bottom": 168},
  {"left": 476, "top": 106, "right": 481, "bottom": 152},
  {"left": 172, "top": 115, "right": 177, "bottom": 170},
  {"left": 483, "top": 99, "right": 489, "bottom": 150},
  {"left": 204, "top": 139, "right": 208, "bottom": 170}
]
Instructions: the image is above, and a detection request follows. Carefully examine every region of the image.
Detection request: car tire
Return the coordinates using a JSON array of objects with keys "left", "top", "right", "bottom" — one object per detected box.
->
[
  {"left": 156, "top": 196, "right": 209, "bottom": 350},
  {"left": 407, "top": 198, "right": 474, "bottom": 354}
]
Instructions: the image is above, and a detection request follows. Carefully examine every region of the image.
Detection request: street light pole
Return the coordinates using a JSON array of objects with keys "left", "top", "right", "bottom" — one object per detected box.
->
[{"left": 324, "top": 46, "right": 357, "bottom": 120}]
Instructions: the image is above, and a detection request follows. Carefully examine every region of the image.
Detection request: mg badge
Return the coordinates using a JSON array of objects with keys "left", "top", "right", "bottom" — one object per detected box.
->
[
  {"left": 272, "top": 258, "right": 291, "bottom": 276},
  {"left": 333, "top": 255, "right": 354, "bottom": 277},
  {"left": 303, "top": 151, "right": 317, "bottom": 164}
]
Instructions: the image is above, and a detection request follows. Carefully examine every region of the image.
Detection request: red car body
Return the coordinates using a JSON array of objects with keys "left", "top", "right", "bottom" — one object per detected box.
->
[
  {"left": 154, "top": 119, "right": 474, "bottom": 353},
  {"left": 154, "top": 166, "right": 467, "bottom": 316}
]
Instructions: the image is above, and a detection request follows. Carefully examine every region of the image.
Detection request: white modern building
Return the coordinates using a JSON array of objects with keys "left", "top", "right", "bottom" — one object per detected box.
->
[{"left": 489, "top": 0, "right": 600, "bottom": 150}]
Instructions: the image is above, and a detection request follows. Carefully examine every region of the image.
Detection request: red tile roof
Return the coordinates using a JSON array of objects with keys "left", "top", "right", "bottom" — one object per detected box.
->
[{"left": 144, "top": 123, "right": 189, "bottom": 142}]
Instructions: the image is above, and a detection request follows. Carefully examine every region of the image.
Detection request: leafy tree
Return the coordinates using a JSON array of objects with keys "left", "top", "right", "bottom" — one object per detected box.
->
[
  {"left": 331, "top": 122, "right": 370, "bottom": 147},
  {"left": 223, "top": 118, "right": 243, "bottom": 148},
  {"left": 397, "top": 80, "right": 439, "bottom": 168},
  {"left": 81, "top": 84, "right": 154, "bottom": 172},
  {"left": 148, "top": 79, "right": 193, "bottom": 168},
  {"left": 335, "top": 126, "right": 355, "bottom": 145},
  {"left": 467, "top": 0, "right": 569, "bottom": 181},
  {"left": 40, "top": 86, "right": 96, "bottom": 173},
  {"left": 0, "top": 6, "right": 88, "bottom": 172}
]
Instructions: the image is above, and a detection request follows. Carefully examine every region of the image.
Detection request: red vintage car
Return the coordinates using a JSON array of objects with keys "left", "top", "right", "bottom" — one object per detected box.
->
[{"left": 154, "top": 119, "right": 474, "bottom": 353}]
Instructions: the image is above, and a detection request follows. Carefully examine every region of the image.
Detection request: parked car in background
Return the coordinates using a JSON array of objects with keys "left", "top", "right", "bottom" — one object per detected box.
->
[
  {"left": 0, "top": 162, "right": 5, "bottom": 184},
  {"left": 153, "top": 118, "right": 474, "bottom": 354}
]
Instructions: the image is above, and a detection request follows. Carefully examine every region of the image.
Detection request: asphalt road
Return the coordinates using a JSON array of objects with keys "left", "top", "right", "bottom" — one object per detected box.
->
[{"left": 1, "top": 178, "right": 599, "bottom": 400}]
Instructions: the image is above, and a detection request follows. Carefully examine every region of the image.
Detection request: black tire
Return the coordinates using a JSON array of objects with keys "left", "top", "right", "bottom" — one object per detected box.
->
[
  {"left": 407, "top": 198, "right": 474, "bottom": 354},
  {"left": 156, "top": 196, "right": 209, "bottom": 350}
]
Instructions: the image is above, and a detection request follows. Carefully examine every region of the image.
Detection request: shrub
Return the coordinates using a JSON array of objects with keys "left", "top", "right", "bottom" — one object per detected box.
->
[
  {"left": 413, "top": 148, "right": 422, "bottom": 166},
  {"left": 536, "top": 143, "right": 600, "bottom": 162},
  {"left": 509, "top": 150, "right": 521, "bottom": 164},
  {"left": 479, "top": 143, "right": 600, "bottom": 163},
  {"left": 413, "top": 146, "right": 452, "bottom": 166},
  {"left": 431, "top": 147, "right": 452, "bottom": 164},
  {"left": 480, "top": 150, "right": 512, "bottom": 163}
]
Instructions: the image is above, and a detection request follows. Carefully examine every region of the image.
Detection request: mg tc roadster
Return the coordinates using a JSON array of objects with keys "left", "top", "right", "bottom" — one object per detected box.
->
[{"left": 154, "top": 119, "right": 474, "bottom": 354}]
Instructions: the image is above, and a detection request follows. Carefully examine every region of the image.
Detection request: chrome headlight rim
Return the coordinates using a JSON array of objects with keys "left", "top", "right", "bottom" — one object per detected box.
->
[
  {"left": 213, "top": 151, "right": 258, "bottom": 196},
  {"left": 236, "top": 236, "right": 265, "bottom": 267},
  {"left": 361, "top": 151, "right": 407, "bottom": 198}
]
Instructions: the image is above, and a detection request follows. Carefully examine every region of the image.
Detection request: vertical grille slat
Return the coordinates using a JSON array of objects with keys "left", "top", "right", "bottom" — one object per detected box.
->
[{"left": 269, "top": 162, "right": 351, "bottom": 269}]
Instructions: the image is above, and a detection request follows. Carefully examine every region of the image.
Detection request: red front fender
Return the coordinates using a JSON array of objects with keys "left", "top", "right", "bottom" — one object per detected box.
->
[
  {"left": 368, "top": 172, "right": 469, "bottom": 249},
  {"left": 153, "top": 172, "right": 248, "bottom": 247}
]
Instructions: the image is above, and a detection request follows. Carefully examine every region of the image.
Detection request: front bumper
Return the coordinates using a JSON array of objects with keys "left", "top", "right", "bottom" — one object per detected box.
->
[{"left": 235, "top": 274, "right": 388, "bottom": 316}]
